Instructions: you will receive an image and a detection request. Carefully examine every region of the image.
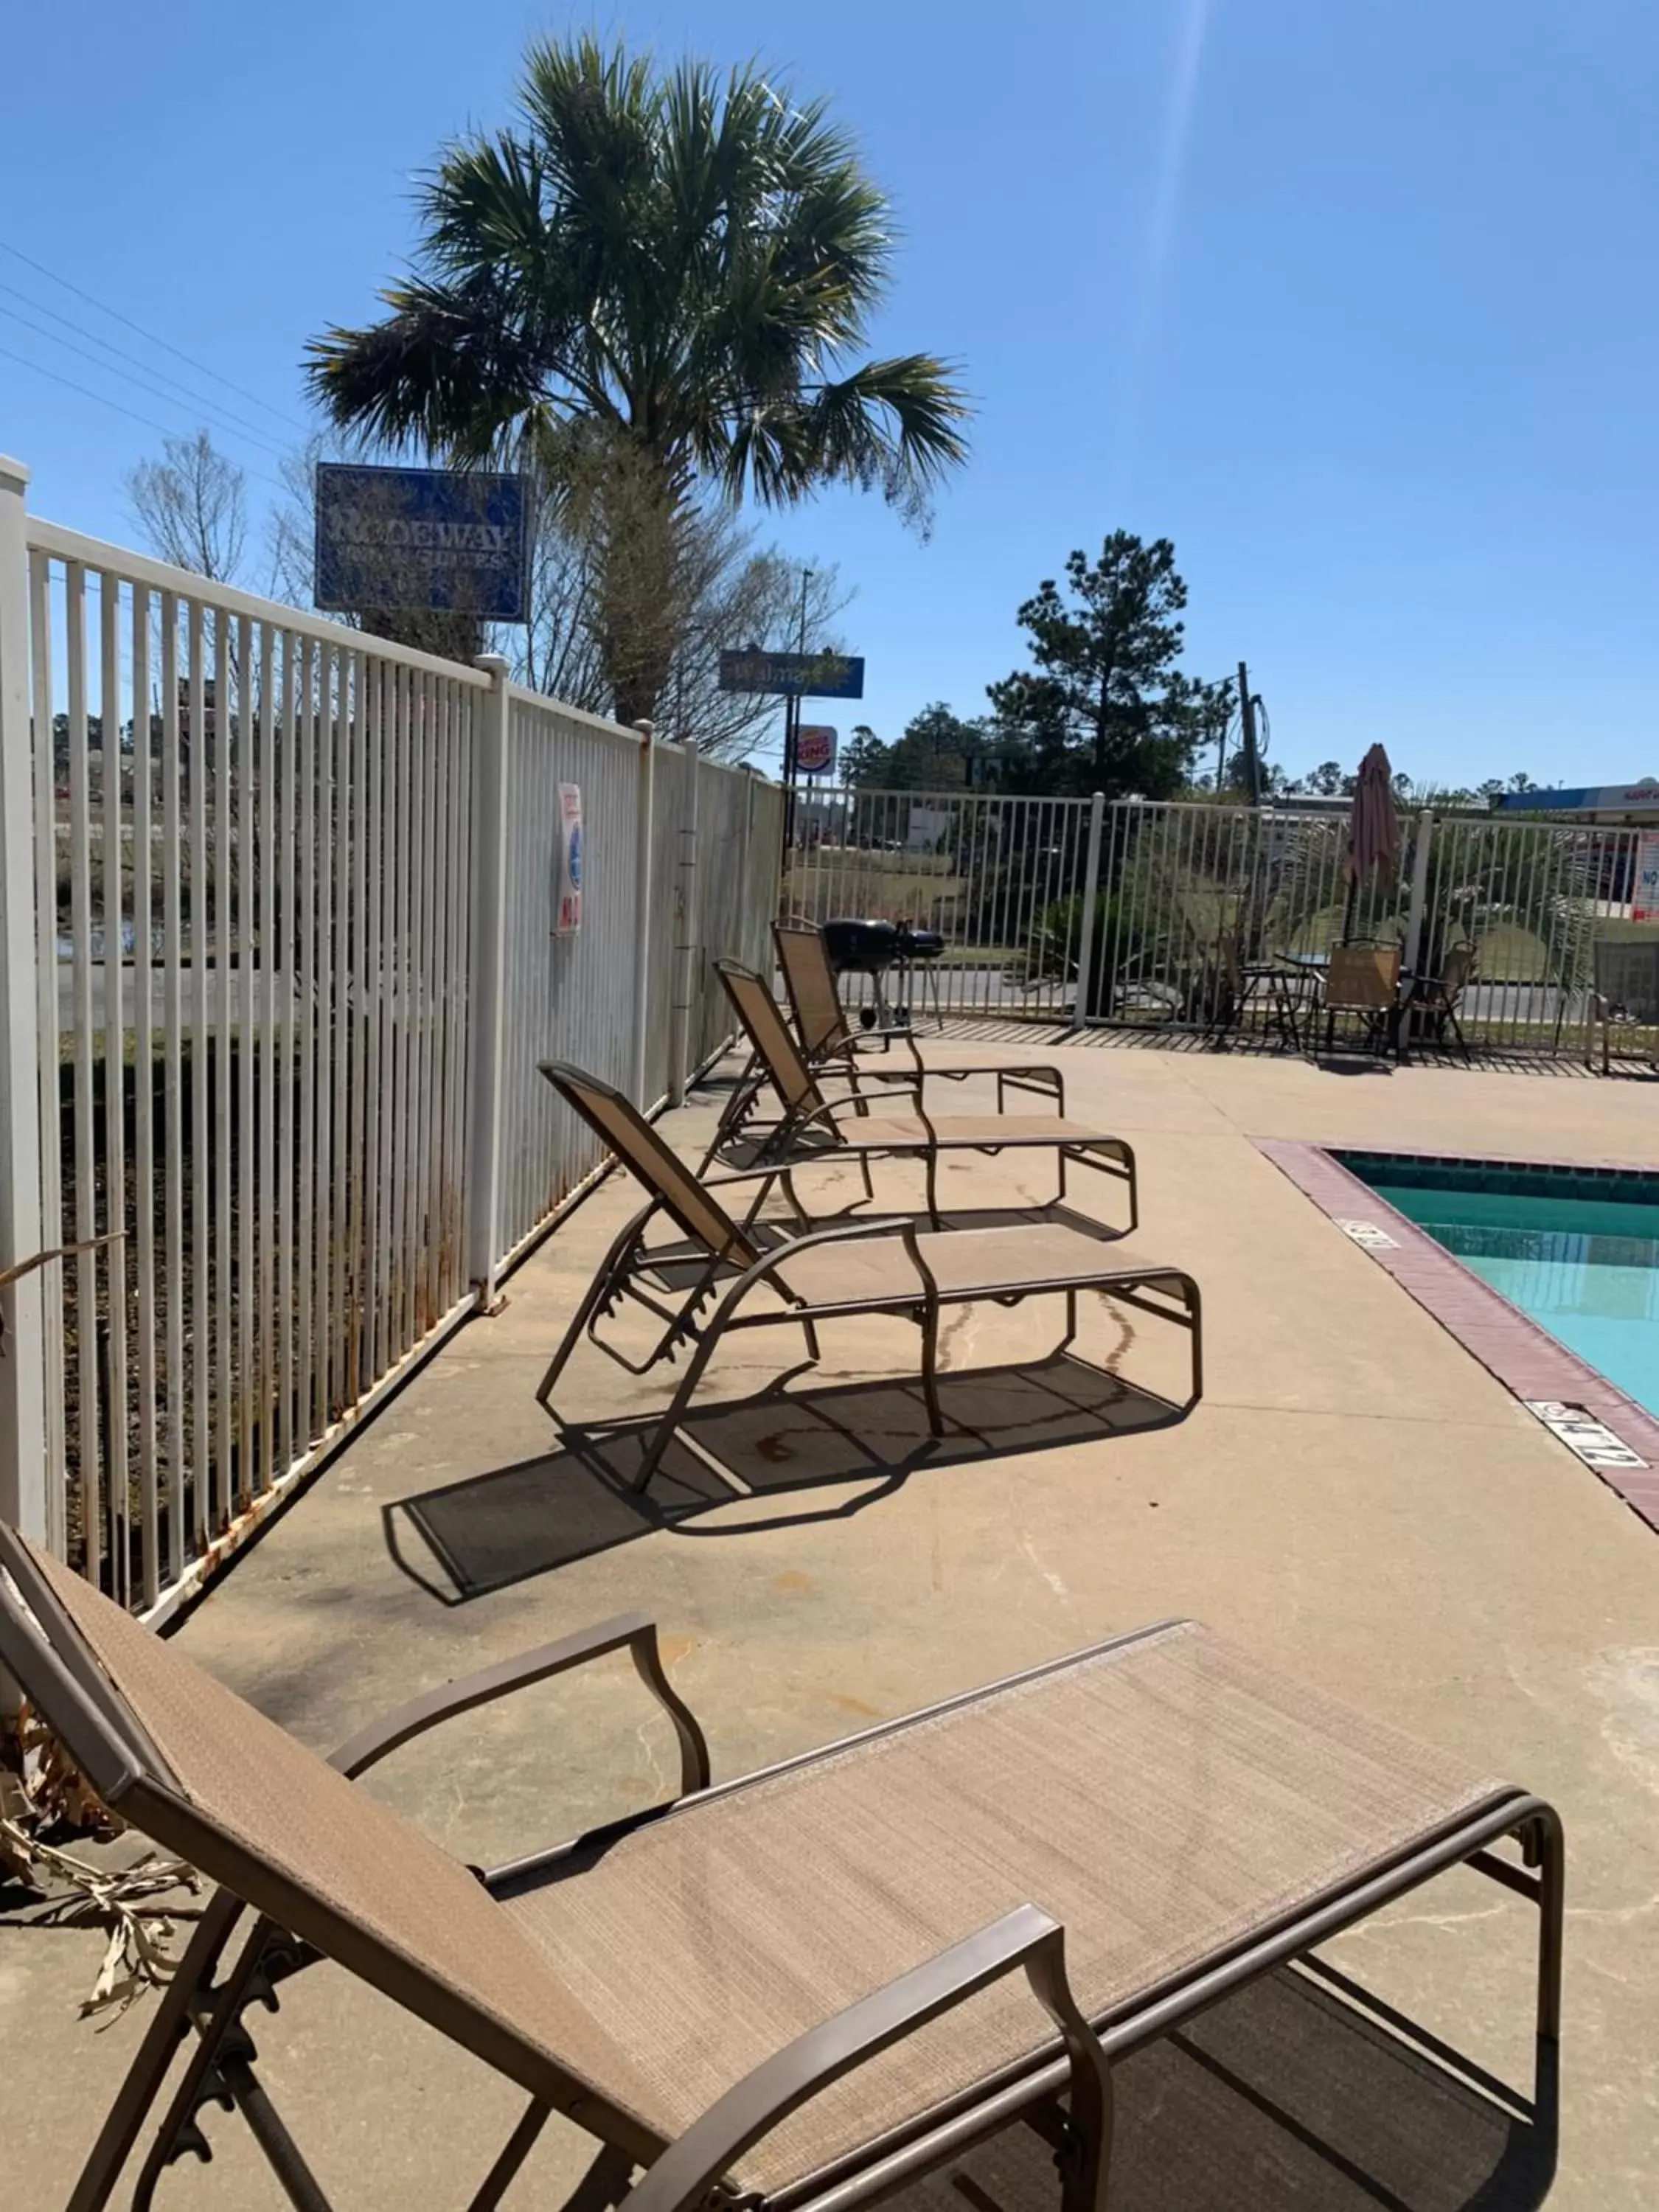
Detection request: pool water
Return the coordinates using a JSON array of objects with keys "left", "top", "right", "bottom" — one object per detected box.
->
[{"left": 1337, "top": 1155, "right": 1659, "bottom": 1418}]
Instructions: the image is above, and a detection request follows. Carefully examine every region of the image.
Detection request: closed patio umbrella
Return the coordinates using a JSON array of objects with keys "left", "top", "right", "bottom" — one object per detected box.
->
[{"left": 1343, "top": 742, "right": 1400, "bottom": 938}]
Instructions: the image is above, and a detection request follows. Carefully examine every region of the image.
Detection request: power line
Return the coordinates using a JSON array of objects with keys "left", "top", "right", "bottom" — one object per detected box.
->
[
  {"left": 0, "top": 343, "right": 288, "bottom": 493},
  {"left": 0, "top": 237, "right": 311, "bottom": 436},
  {"left": 0, "top": 295, "right": 292, "bottom": 460}
]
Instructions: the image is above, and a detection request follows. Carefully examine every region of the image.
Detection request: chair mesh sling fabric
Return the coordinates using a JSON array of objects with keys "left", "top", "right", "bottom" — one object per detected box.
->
[{"left": 0, "top": 1524, "right": 1565, "bottom": 2212}]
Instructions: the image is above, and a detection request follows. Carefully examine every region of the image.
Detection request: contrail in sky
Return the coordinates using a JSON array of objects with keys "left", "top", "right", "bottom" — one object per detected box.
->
[{"left": 1110, "top": 0, "right": 1214, "bottom": 503}]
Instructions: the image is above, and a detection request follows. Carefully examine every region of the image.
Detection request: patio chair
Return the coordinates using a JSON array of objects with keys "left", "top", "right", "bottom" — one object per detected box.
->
[
  {"left": 1587, "top": 936, "right": 1659, "bottom": 1074},
  {"left": 538, "top": 1060, "right": 1189, "bottom": 1490},
  {"left": 773, "top": 919, "right": 1065, "bottom": 1107},
  {"left": 1406, "top": 942, "right": 1476, "bottom": 1064},
  {"left": 1321, "top": 942, "right": 1403, "bottom": 1058},
  {"left": 705, "top": 961, "right": 1138, "bottom": 1231},
  {"left": 1203, "top": 931, "right": 1304, "bottom": 1052},
  {"left": 0, "top": 1520, "right": 1564, "bottom": 2212}
]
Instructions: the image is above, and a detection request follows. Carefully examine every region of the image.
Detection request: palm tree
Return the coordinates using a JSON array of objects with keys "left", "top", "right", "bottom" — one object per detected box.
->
[{"left": 306, "top": 37, "right": 970, "bottom": 723}]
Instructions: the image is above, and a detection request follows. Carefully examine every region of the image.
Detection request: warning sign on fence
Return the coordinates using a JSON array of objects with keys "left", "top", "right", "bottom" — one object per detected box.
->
[
  {"left": 555, "top": 784, "right": 582, "bottom": 935},
  {"left": 1632, "top": 830, "right": 1659, "bottom": 923}
]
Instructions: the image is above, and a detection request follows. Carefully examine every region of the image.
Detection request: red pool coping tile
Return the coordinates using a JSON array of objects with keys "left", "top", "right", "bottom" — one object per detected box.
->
[{"left": 1258, "top": 1138, "right": 1659, "bottom": 1537}]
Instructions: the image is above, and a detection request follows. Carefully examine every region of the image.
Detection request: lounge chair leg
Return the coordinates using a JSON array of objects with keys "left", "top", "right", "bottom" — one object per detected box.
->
[
  {"left": 130, "top": 1918, "right": 332, "bottom": 2212},
  {"left": 1056, "top": 2066, "right": 1115, "bottom": 2212},
  {"left": 66, "top": 1890, "right": 249, "bottom": 2212},
  {"left": 632, "top": 1316, "right": 730, "bottom": 1492},
  {"left": 919, "top": 1300, "right": 945, "bottom": 1435},
  {"left": 1058, "top": 1288, "right": 1078, "bottom": 1354},
  {"left": 215, "top": 2060, "right": 336, "bottom": 2212},
  {"left": 465, "top": 2101, "right": 563, "bottom": 2212},
  {"left": 1534, "top": 1804, "right": 1565, "bottom": 2049},
  {"left": 536, "top": 1263, "right": 616, "bottom": 1411},
  {"left": 543, "top": 2143, "right": 636, "bottom": 2212},
  {"left": 800, "top": 1315, "right": 821, "bottom": 1365}
]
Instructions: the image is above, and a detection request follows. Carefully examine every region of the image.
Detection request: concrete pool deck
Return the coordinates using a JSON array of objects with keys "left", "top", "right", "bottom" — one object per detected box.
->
[{"left": 4, "top": 1043, "right": 1659, "bottom": 2209}]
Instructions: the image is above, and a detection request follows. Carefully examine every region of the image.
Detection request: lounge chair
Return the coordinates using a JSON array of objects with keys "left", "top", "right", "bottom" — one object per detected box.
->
[
  {"left": 773, "top": 919, "right": 1065, "bottom": 1106},
  {"left": 537, "top": 1061, "right": 1194, "bottom": 1491},
  {"left": 0, "top": 1520, "right": 1564, "bottom": 2212},
  {"left": 704, "top": 961, "right": 1138, "bottom": 1232}
]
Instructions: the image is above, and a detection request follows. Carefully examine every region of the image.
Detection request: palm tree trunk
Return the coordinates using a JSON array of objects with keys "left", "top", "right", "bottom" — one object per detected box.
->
[{"left": 591, "top": 443, "right": 688, "bottom": 728}]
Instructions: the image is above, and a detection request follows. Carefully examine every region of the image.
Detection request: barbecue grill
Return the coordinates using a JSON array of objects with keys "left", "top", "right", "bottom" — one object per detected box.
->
[{"left": 821, "top": 917, "right": 945, "bottom": 1031}]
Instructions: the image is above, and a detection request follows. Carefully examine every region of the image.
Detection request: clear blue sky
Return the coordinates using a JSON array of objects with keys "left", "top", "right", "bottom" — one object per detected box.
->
[{"left": 4, "top": 1, "right": 1656, "bottom": 787}]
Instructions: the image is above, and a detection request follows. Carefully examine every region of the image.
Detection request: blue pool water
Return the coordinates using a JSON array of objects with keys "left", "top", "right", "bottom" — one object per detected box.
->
[{"left": 1336, "top": 1154, "right": 1659, "bottom": 1417}]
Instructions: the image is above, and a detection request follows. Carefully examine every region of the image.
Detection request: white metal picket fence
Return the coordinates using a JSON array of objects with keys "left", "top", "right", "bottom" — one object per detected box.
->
[
  {"left": 1090, "top": 799, "right": 1642, "bottom": 1052},
  {"left": 0, "top": 459, "right": 782, "bottom": 1619},
  {"left": 779, "top": 784, "right": 1650, "bottom": 1056},
  {"left": 779, "top": 786, "right": 1099, "bottom": 1020}
]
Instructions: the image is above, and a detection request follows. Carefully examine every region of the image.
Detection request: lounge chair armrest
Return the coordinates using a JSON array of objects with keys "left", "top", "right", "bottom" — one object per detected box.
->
[
  {"left": 623, "top": 1905, "right": 1111, "bottom": 2212},
  {"left": 329, "top": 1614, "right": 712, "bottom": 1793}
]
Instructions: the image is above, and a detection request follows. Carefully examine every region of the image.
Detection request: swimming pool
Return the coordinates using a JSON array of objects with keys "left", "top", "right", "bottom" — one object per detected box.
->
[{"left": 1335, "top": 1154, "right": 1659, "bottom": 1419}]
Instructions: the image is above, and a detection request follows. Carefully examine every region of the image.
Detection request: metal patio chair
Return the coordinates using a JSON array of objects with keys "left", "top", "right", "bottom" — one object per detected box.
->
[
  {"left": 1320, "top": 942, "right": 1404, "bottom": 1058},
  {"left": 0, "top": 1521, "right": 1564, "bottom": 2212},
  {"left": 537, "top": 1060, "right": 1188, "bottom": 1491},
  {"left": 773, "top": 919, "right": 1065, "bottom": 1107},
  {"left": 704, "top": 961, "right": 1137, "bottom": 1231},
  {"left": 1405, "top": 941, "right": 1476, "bottom": 1064},
  {"left": 1587, "top": 936, "right": 1659, "bottom": 1074}
]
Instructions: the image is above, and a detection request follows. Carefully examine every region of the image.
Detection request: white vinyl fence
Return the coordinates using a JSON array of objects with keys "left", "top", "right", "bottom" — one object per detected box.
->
[{"left": 0, "top": 459, "right": 782, "bottom": 1619}]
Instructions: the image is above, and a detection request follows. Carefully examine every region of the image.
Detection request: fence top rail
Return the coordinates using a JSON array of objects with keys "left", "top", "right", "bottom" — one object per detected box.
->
[
  {"left": 28, "top": 512, "right": 786, "bottom": 781},
  {"left": 503, "top": 677, "right": 653, "bottom": 750},
  {"left": 793, "top": 785, "right": 1082, "bottom": 809},
  {"left": 26, "top": 514, "right": 495, "bottom": 688},
  {"left": 504, "top": 680, "right": 780, "bottom": 787}
]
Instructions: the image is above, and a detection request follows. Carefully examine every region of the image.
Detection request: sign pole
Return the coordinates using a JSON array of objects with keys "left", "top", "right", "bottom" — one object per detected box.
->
[{"left": 782, "top": 691, "right": 799, "bottom": 860}]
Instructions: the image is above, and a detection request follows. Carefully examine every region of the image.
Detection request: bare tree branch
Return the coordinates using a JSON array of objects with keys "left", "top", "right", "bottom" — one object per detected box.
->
[{"left": 125, "top": 431, "right": 248, "bottom": 582}]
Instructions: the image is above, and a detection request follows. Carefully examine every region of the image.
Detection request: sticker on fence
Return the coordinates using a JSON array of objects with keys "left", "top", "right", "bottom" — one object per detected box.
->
[
  {"left": 1523, "top": 1401, "right": 1649, "bottom": 1470},
  {"left": 1335, "top": 1218, "right": 1399, "bottom": 1250},
  {"left": 555, "top": 784, "right": 582, "bottom": 935}
]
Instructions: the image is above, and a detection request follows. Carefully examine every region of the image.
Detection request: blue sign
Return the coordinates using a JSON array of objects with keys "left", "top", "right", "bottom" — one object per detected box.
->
[
  {"left": 314, "top": 463, "right": 532, "bottom": 622},
  {"left": 717, "top": 649, "right": 864, "bottom": 699}
]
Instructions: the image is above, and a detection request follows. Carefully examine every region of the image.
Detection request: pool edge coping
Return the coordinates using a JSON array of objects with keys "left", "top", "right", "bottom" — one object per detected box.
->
[{"left": 1256, "top": 1138, "right": 1659, "bottom": 1538}]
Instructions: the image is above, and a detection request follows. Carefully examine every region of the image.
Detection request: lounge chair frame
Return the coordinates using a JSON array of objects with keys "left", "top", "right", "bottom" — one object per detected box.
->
[
  {"left": 0, "top": 1526, "right": 1565, "bottom": 2212},
  {"left": 773, "top": 919, "right": 1065, "bottom": 1104},
  {"left": 536, "top": 1062, "right": 1193, "bottom": 1491},
  {"left": 705, "top": 961, "right": 1137, "bottom": 1234}
]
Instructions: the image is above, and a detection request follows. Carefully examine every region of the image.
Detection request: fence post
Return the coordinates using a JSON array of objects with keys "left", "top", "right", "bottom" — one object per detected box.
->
[
  {"left": 0, "top": 459, "right": 46, "bottom": 1547},
  {"left": 1402, "top": 807, "right": 1435, "bottom": 981},
  {"left": 465, "top": 655, "right": 510, "bottom": 1309},
  {"left": 632, "top": 721, "right": 655, "bottom": 1104},
  {"left": 1070, "top": 790, "right": 1106, "bottom": 1029},
  {"left": 668, "top": 737, "right": 700, "bottom": 1107}
]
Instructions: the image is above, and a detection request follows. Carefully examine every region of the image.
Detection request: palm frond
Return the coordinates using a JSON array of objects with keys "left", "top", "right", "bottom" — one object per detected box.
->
[{"left": 307, "top": 35, "right": 971, "bottom": 517}]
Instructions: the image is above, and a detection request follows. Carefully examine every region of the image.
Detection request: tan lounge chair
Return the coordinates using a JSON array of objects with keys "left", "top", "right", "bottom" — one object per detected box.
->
[
  {"left": 537, "top": 1061, "right": 1193, "bottom": 1491},
  {"left": 774, "top": 919, "right": 1065, "bottom": 1105},
  {"left": 705, "top": 961, "right": 1137, "bottom": 1232},
  {"left": 0, "top": 1521, "right": 1563, "bottom": 2212}
]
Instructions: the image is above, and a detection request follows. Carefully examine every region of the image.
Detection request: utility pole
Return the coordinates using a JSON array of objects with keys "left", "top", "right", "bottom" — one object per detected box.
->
[
  {"left": 1214, "top": 689, "right": 1230, "bottom": 794},
  {"left": 1237, "top": 660, "right": 1262, "bottom": 805}
]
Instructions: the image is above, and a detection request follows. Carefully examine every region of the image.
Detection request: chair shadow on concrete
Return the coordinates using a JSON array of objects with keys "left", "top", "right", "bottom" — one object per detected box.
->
[
  {"left": 894, "top": 1960, "right": 1553, "bottom": 2212},
  {"left": 385, "top": 1352, "right": 1183, "bottom": 1605}
]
